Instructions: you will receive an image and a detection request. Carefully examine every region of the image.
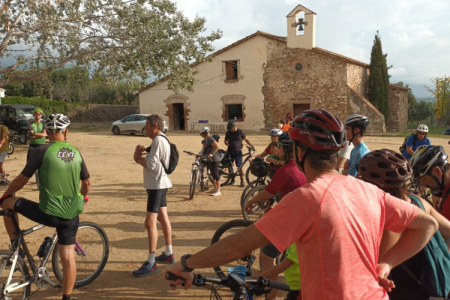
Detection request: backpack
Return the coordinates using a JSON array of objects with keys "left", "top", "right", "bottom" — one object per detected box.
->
[
  {"left": 159, "top": 134, "right": 179, "bottom": 174},
  {"left": 403, "top": 195, "right": 450, "bottom": 297},
  {"left": 399, "top": 133, "right": 417, "bottom": 153}
]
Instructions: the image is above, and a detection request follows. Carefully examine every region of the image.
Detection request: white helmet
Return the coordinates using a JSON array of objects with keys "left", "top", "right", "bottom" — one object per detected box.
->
[
  {"left": 268, "top": 128, "right": 283, "bottom": 136},
  {"left": 417, "top": 124, "right": 428, "bottom": 133},
  {"left": 45, "top": 113, "right": 70, "bottom": 131},
  {"left": 200, "top": 127, "right": 210, "bottom": 136}
]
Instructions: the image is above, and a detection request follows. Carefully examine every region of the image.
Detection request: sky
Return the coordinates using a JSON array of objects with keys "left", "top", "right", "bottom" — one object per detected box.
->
[{"left": 171, "top": 0, "right": 450, "bottom": 98}]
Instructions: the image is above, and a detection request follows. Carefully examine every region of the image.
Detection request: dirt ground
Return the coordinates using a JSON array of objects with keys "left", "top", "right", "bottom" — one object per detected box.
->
[{"left": 1, "top": 130, "right": 450, "bottom": 300}]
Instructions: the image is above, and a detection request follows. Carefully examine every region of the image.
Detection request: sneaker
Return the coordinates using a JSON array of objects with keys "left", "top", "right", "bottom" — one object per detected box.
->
[
  {"left": 210, "top": 189, "right": 217, "bottom": 194},
  {"left": 240, "top": 180, "right": 245, "bottom": 187},
  {"left": 155, "top": 252, "right": 176, "bottom": 264},
  {"left": 230, "top": 181, "right": 236, "bottom": 186},
  {"left": 132, "top": 261, "right": 158, "bottom": 277},
  {"left": 211, "top": 190, "right": 222, "bottom": 196}
]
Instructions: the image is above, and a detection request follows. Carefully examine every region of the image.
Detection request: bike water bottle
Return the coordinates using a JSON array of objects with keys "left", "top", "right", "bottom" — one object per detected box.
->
[
  {"left": 228, "top": 266, "right": 247, "bottom": 297},
  {"left": 37, "top": 236, "right": 53, "bottom": 258}
]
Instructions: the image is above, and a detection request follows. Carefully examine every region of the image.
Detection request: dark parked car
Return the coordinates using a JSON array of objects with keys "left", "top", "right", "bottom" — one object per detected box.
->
[
  {"left": 443, "top": 127, "right": 450, "bottom": 135},
  {"left": 0, "top": 104, "right": 37, "bottom": 144}
]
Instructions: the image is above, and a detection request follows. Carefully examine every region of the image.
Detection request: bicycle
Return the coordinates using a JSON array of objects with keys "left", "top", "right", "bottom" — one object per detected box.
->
[
  {"left": 7, "top": 134, "right": 18, "bottom": 156},
  {"left": 0, "top": 174, "right": 11, "bottom": 196},
  {"left": 166, "top": 271, "right": 290, "bottom": 300},
  {"left": 220, "top": 146, "right": 256, "bottom": 187},
  {"left": 0, "top": 204, "right": 109, "bottom": 299},
  {"left": 241, "top": 185, "right": 281, "bottom": 222},
  {"left": 184, "top": 151, "right": 210, "bottom": 200}
]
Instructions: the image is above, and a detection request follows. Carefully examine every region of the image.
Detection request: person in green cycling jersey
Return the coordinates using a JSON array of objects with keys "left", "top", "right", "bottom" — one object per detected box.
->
[
  {"left": 27, "top": 108, "right": 47, "bottom": 161},
  {"left": 0, "top": 113, "right": 91, "bottom": 300}
]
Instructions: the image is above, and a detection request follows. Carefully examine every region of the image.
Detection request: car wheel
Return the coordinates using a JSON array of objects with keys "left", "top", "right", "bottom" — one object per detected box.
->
[
  {"left": 19, "top": 131, "right": 28, "bottom": 144},
  {"left": 112, "top": 126, "right": 121, "bottom": 135},
  {"left": 142, "top": 129, "right": 147, "bottom": 136}
]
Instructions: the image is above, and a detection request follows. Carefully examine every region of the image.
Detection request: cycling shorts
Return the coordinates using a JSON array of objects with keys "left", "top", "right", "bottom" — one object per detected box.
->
[
  {"left": 286, "top": 290, "right": 301, "bottom": 300},
  {"left": 14, "top": 198, "right": 79, "bottom": 245},
  {"left": 147, "top": 189, "right": 168, "bottom": 213},
  {"left": 229, "top": 151, "right": 243, "bottom": 168},
  {"left": 261, "top": 243, "right": 281, "bottom": 259},
  {"left": 0, "top": 152, "right": 7, "bottom": 163}
]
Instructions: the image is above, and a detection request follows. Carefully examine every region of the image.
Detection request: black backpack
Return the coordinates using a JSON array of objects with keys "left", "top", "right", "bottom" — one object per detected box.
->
[
  {"left": 399, "top": 133, "right": 417, "bottom": 153},
  {"left": 159, "top": 135, "right": 179, "bottom": 174}
]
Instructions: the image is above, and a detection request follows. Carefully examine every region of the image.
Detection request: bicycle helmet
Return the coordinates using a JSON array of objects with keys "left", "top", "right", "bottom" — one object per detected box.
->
[
  {"left": 200, "top": 127, "right": 210, "bottom": 136},
  {"left": 44, "top": 113, "right": 70, "bottom": 131},
  {"left": 289, "top": 110, "right": 346, "bottom": 172},
  {"left": 212, "top": 134, "right": 220, "bottom": 142},
  {"left": 227, "top": 120, "right": 236, "bottom": 131},
  {"left": 417, "top": 124, "right": 429, "bottom": 133},
  {"left": 357, "top": 149, "right": 412, "bottom": 189},
  {"left": 32, "top": 108, "right": 44, "bottom": 115},
  {"left": 268, "top": 128, "right": 283, "bottom": 137},
  {"left": 344, "top": 114, "right": 369, "bottom": 144}
]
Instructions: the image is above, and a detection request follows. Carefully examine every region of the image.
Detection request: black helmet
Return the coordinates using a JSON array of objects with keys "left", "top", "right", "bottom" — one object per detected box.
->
[
  {"left": 227, "top": 120, "right": 236, "bottom": 131},
  {"left": 410, "top": 145, "right": 448, "bottom": 180},
  {"left": 212, "top": 134, "right": 220, "bottom": 142},
  {"left": 278, "top": 132, "right": 293, "bottom": 158},
  {"left": 344, "top": 114, "right": 369, "bottom": 131}
]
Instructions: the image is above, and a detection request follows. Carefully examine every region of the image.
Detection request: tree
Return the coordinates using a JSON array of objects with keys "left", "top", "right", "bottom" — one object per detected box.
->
[
  {"left": 426, "top": 76, "right": 450, "bottom": 126},
  {"left": 0, "top": 0, "right": 222, "bottom": 91},
  {"left": 368, "top": 32, "right": 390, "bottom": 122}
]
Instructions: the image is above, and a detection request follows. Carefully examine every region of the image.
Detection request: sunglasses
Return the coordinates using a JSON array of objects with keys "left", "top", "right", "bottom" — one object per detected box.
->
[{"left": 418, "top": 132, "right": 426, "bottom": 135}]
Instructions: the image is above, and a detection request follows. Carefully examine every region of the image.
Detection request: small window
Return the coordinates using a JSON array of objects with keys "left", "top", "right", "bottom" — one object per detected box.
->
[
  {"left": 226, "top": 104, "right": 243, "bottom": 121},
  {"left": 225, "top": 60, "right": 238, "bottom": 80}
]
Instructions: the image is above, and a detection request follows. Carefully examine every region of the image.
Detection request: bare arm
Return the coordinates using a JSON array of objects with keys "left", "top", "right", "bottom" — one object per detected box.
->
[
  {"left": 163, "top": 224, "right": 270, "bottom": 289},
  {"left": 255, "top": 150, "right": 269, "bottom": 159},
  {"left": 244, "top": 190, "right": 274, "bottom": 212},
  {"left": 406, "top": 146, "right": 414, "bottom": 155},
  {"left": 336, "top": 157, "right": 348, "bottom": 170},
  {"left": 256, "top": 257, "right": 294, "bottom": 279},
  {"left": 0, "top": 132, "right": 7, "bottom": 148},
  {"left": 80, "top": 178, "right": 91, "bottom": 197},
  {"left": 32, "top": 129, "right": 47, "bottom": 138},
  {"left": 3, "top": 174, "right": 30, "bottom": 196},
  {"left": 243, "top": 138, "right": 254, "bottom": 149}
]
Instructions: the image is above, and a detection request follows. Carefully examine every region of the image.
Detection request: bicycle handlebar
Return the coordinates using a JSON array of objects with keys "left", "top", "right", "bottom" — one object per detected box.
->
[{"left": 183, "top": 151, "right": 203, "bottom": 158}]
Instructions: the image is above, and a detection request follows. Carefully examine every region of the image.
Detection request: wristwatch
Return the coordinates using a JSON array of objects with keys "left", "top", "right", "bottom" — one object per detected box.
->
[{"left": 181, "top": 253, "right": 194, "bottom": 272}]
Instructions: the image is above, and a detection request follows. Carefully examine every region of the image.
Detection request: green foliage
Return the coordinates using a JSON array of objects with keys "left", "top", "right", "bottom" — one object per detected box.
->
[
  {"left": 1, "top": 96, "right": 86, "bottom": 116},
  {"left": 426, "top": 77, "right": 450, "bottom": 126},
  {"left": 394, "top": 81, "right": 433, "bottom": 122},
  {"left": 368, "top": 32, "right": 390, "bottom": 122},
  {"left": 0, "top": 0, "right": 222, "bottom": 92}
]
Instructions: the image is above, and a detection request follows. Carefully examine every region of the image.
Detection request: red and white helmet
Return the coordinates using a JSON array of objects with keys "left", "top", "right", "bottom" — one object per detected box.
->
[
  {"left": 268, "top": 128, "right": 283, "bottom": 136},
  {"left": 289, "top": 110, "right": 346, "bottom": 151}
]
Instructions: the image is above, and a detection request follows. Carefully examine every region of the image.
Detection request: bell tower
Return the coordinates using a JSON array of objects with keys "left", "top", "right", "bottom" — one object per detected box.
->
[{"left": 286, "top": 5, "right": 316, "bottom": 49}]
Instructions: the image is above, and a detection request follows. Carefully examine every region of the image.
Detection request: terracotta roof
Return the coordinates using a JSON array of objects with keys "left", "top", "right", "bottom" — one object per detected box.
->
[
  {"left": 139, "top": 31, "right": 286, "bottom": 93},
  {"left": 312, "top": 47, "right": 369, "bottom": 68},
  {"left": 389, "top": 84, "right": 410, "bottom": 91}
]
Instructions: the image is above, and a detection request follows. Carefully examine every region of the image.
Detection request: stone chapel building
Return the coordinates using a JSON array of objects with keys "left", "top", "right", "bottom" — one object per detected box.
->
[{"left": 139, "top": 5, "right": 408, "bottom": 133}]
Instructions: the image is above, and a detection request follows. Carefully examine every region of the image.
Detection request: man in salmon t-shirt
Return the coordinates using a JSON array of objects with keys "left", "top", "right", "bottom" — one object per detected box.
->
[{"left": 163, "top": 110, "right": 438, "bottom": 300}]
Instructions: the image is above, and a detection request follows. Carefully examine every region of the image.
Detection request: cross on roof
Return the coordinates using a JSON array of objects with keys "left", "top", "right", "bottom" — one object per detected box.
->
[{"left": 291, "top": 18, "right": 308, "bottom": 31}]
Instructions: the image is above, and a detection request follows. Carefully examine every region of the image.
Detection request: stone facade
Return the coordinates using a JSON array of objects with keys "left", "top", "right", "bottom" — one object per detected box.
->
[
  {"left": 163, "top": 94, "right": 191, "bottom": 130},
  {"left": 387, "top": 85, "right": 409, "bottom": 132}
]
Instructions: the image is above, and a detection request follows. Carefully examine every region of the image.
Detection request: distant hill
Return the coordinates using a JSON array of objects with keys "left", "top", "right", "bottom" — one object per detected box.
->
[{"left": 417, "top": 97, "right": 436, "bottom": 103}]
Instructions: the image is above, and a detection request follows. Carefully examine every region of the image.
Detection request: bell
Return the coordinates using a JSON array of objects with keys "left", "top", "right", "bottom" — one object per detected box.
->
[{"left": 298, "top": 24, "right": 304, "bottom": 31}]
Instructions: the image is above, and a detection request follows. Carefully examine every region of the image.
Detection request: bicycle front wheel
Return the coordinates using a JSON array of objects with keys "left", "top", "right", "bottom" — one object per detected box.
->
[
  {"left": 189, "top": 167, "right": 198, "bottom": 200},
  {"left": 52, "top": 222, "right": 109, "bottom": 288},
  {"left": 0, "top": 250, "right": 31, "bottom": 299},
  {"left": 241, "top": 185, "right": 269, "bottom": 222},
  {"left": 240, "top": 179, "right": 266, "bottom": 205},
  {"left": 211, "top": 220, "right": 261, "bottom": 279},
  {"left": 7, "top": 142, "right": 14, "bottom": 155}
]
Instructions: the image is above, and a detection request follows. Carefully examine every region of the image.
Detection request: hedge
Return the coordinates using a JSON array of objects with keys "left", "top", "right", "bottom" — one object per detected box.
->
[{"left": 1, "top": 96, "right": 86, "bottom": 117}]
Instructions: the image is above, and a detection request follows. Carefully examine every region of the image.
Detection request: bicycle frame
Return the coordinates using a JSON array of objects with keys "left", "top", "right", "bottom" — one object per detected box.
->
[
  {"left": 1, "top": 210, "right": 87, "bottom": 295},
  {"left": 228, "top": 146, "right": 254, "bottom": 177}
]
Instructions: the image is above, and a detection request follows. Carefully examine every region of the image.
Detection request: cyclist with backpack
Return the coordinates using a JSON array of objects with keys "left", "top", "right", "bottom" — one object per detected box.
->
[
  {"left": 200, "top": 127, "right": 222, "bottom": 196},
  {"left": 224, "top": 120, "right": 255, "bottom": 187},
  {"left": 164, "top": 109, "right": 438, "bottom": 300},
  {"left": 401, "top": 124, "right": 431, "bottom": 160},
  {"left": 410, "top": 145, "right": 450, "bottom": 220},
  {"left": 244, "top": 132, "right": 306, "bottom": 299},
  {"left": 358, "top": 149, "right": 450, "bottom": 299},
  {"left": 133, "top": 115, "right": 175, "bottom": 276},
  {"left": 343, "top": 114, "right": 370, "bottom": 177}
]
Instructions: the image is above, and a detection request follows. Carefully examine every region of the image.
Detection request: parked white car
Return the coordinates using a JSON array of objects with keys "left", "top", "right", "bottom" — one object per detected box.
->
[{"left": 111, "top": 114, "right": 168, "bottom": 136}]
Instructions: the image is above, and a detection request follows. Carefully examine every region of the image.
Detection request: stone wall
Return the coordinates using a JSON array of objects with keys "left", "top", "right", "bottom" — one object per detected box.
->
[
  {"left": 387, "top": 85, "right": 409, "bottom": 132},
  {"left": 347, "top": 64, "right": 368, "bottom": 96},
  {"left": 69, "top": 104, "right": 139, "bottom": 122},
  {"left": 346, "top": 85, "right": 386, "bottom": 133},
  {"left": 263, "top": 46, "right": 349, "bottom": 129}
]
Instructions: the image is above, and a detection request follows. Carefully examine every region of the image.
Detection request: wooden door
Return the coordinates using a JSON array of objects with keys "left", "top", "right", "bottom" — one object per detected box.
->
[{"left": 293, "top": 104, "right": 310, "bottom": 118}]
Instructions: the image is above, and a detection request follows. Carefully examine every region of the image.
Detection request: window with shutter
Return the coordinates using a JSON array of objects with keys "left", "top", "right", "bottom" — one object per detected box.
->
[{"left": 224, "top": 60, "right": 239, "bottom": 80}]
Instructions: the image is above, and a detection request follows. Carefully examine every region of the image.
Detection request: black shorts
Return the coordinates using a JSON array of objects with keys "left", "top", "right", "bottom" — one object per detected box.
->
[
  {"left": 229, "top": 151, "right": 243, "bottom": 168},
  {"left": 147, "top": 189, "right": 168, "bottom": 213},
  {"left": 14, "top": 198, "right": 79, "bottom": 245},
  {"left": 261, "top": 243, "right": 281, "bottom": 258},
  {"left": 286, "top": 290, "right": 301, "bottom": 300}
]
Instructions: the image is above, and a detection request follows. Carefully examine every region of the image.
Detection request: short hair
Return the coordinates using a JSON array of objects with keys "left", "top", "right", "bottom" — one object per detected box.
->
[
  {"left": 146, "top": 114, "right": 164, "bottom": 131},
  {"left": 294, "top": 141, "right": 338, "bottom": 171}
]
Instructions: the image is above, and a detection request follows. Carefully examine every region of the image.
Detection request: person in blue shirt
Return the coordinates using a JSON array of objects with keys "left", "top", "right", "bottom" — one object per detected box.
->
[
  {"left": 343, "top": 114, "right": 370, "bottom": 177},
  {"left": 402, "top": 124, "right": 431, "bottom": 159}
]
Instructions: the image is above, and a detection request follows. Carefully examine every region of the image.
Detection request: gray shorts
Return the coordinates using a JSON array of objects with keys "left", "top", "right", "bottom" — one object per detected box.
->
[
  {"left": 261, "top": 243, "right": 281, "bottom": 259},
  {"left": 0, "top": 152, "right": 7, "bottom": 163}
]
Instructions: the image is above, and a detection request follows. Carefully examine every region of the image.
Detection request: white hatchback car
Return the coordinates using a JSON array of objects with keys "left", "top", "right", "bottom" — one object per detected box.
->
[{"left": 111, "top": 114, "right": 168, "bottom": 136}]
